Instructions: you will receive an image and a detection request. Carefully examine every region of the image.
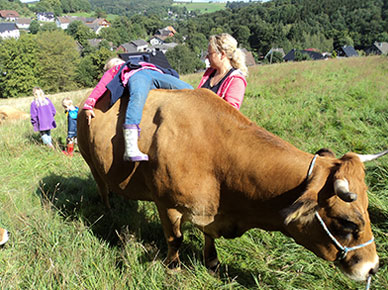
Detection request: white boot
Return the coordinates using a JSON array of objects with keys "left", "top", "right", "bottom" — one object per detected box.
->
[{"left": 123, "top": 126, "right": 149, "bottom": 162}]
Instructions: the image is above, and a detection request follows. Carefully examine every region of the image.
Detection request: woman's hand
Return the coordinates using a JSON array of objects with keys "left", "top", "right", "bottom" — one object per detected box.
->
[{"left": 85, "top": 109, "right": 95, "bottom": 126}]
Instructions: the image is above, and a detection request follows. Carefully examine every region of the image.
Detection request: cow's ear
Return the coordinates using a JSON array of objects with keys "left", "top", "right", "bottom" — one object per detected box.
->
[
  {"left": 283, "top": 191, "right": 318, "bottom": 225},
  {"left": 315, "top": 148, "right": 335, "bottom": 158}
]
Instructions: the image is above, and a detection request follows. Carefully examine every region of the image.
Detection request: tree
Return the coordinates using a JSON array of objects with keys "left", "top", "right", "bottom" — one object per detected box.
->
[
  {"left": 233, "top": 25, "right": 250, "bottom": 49},
  {"left": 166, "top": 45, "right": 205, "bottom": 75},
  {"left": 186, "top": 33, "right": 208, "bottom": 56},
  {"left": 29, "top": 20, "right": 40, "bottom": 35},
  {"left": 36, "top": 30, "right": 80, "bottom": 93},
  {"left": 40, "top": 22, "right": 60, "bottom": 32},
  {"left": 0, "top": 35, "right": 39, "bottom": 98},
  {"left": 75, "top": 48, "right": 116, "bottom": 87},
  {"left": 66, "top": 20, "right": 95, "bottom": 47}
]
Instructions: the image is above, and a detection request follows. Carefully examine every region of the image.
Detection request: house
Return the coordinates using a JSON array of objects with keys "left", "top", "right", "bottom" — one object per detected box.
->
[
  {"left": 84, "top": 18, "right": 110, "bottom": 34},
  {"left": 150, "top": 42, "right": 178, "bottom": 54},
  {"left": 56, "top": 16, "right": 71, "bottom": 30},
  {"left": 118, "top": 40, "right": 149, "bottom": 53},
  {"left": 241, "top": 48, "right": 256, "bottom": 66},
  {"left": 365, "top": 41, "right": 388, "bottom": 55},
  {"left": 55, "top": 16, "right": 110, "bottom": 33},
  {"left": 0, "top": 10, "right": 19, "bottom": 21},
  {"left": 16, "top": 18, "right": 32, "bottom": 30},
  {"left": 264, "top": 48, "right": 285, "bottom": 60},
  {"left": 150, "top": 36, "right": 164, "bottom": 46},
  {"left": 151, "top": 26, "right": 176, "bottom": 45},
  {"left": 36, "top": 12, "right": 55, "bottom": 22},
  {"left": 0, "top": 23, "right": 20, "bottom": 39},
  {"left": 337, "top": 45, "right": 358, "bottom": 57},
  {"left": 283, "top": 49, "right": 325, "bottom": 61}
]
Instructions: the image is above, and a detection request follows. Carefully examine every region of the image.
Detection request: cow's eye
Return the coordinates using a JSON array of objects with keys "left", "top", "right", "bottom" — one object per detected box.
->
[
  {"left": 331, "top": 218, "right": 359, "bottom": 240},
  {"left": 338, "top": 218, "right": 359, "bottom": 232}
]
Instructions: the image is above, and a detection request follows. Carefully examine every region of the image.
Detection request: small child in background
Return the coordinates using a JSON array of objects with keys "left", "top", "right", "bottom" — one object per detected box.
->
[
  {"left": 30, "top": 87, "right": 57, "bottom": 148},
  {"left": 61, "top": 97, "right": 79, "bottom": 156}
]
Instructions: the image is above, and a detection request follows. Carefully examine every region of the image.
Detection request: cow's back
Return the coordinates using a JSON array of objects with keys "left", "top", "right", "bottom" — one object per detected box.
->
[{"left": 77, "top": 88, "right": 244, "bottom": 203}]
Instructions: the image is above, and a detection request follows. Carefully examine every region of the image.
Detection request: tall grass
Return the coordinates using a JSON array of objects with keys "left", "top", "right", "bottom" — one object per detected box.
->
[{"left": 0, "top": 56, "right": 388, "bottom": 289}]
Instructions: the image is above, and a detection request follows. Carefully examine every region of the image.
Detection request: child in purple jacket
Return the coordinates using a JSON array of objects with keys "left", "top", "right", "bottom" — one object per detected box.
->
[{"left": 30, "top": 87, "right": 57, "bottom": 148}]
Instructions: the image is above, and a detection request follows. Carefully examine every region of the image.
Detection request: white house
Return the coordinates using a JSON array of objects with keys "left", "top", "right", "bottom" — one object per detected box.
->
[
  {"left": 0, "top": 10, "right": 19, "bottom": 21},
  {"left": 84, "top": 18, "right": 110, "bottom": 34},
  {"left": 56, "top": 16, "right": 71, "bottom": 30},
  {"left": 150, "top": 36, "right": 164, "bottom": 46},
  {"left": 150, "top": 42, "right": 178, "bottom": 54},
  {"left": 0, "top": 23, "right": 20, "bottom": 39},
  {"left": 16, "top": 18, "right": 32, "bottom": 30},
  {"left": 36, "top": 12, "right": 55, "bottom": 22}
]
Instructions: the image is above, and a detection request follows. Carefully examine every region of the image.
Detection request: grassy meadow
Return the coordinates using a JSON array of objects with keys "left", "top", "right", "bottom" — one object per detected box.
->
[
  {"left": 1, "top": 56, "right": 388, "bottom": 289},
  {"left": 172, "top": 2, "right": 226, "bottom": 14}
]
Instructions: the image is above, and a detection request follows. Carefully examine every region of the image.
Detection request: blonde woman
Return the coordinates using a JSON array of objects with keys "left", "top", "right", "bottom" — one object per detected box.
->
[
  {"left": 198, "top": 33, "right": 248, "bottom": 110},
  {"left": 30, "top": 87, "right": 56, "bottom": 148}
]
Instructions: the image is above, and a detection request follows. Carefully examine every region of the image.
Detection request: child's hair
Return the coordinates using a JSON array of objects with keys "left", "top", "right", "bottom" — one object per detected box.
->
[
  {"left": 208, "top": 33, "right": 248, "bottom": 77},
  {"left": 62, "top": 96, "right": 73, "bottom": 109},
  {"left": 33, "top": 86, "right": 49, "bottom": 106},
  {"left": 104, "top": 57, "right": 125, "bottom": 71}
]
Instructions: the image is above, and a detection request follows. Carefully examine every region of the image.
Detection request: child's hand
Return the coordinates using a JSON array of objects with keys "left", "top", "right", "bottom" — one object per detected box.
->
[{"left": 85, "top": 109, "right": 95, "bottom": 126}]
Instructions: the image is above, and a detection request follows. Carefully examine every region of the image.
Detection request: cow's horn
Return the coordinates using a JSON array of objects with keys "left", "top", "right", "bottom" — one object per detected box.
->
[
  {"left": 356, "top": 149, "right": 388, "bottom": 162},
  {"left": 334, "top": 179, "right": 357, "bottom": 202}
]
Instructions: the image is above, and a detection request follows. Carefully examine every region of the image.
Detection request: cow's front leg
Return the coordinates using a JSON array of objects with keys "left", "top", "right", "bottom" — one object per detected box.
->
[
  {"left": 157, "top": 206, "right": 183, "bottom": 269},
  {"left": 204, "top": 233, "right": 220, "bottom": 273}
]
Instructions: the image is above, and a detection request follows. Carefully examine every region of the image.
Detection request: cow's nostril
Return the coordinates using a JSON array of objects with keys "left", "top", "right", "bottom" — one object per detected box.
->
[{"left": 369, "top": 264, "right": 379, "bottom": 276}]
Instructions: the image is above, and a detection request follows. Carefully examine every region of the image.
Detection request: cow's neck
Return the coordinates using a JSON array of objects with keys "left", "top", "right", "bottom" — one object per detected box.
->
[{"left": 218, "top": 123, "right": 315, "bottom": 229}]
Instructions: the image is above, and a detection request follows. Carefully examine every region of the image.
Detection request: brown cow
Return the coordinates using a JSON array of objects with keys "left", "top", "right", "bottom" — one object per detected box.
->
[
  {"left": 0, "top": 105, "right": 29, "bottom": 124},
  {"left": 78, "top": 88, "right": 386, "bottom": 281},
  {"left": 0, "top": 227, "right": 8, "bottom": 246}
]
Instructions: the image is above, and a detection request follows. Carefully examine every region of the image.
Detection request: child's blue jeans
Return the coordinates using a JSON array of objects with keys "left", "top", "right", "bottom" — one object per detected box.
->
[{"left": 125, "top": 69, "right": 193, "bottom": 125}]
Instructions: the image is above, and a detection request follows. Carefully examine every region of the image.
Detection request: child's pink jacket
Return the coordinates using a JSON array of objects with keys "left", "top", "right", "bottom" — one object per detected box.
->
[
  {"left": 197, "top": 68, "right": 247, "bottom": 110},
  {"left": 83, "top": 62, "right": 162, "bottom": 110}
]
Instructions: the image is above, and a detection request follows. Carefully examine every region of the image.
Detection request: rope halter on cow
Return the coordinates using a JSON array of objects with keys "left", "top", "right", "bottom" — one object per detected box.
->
[
  {"left": 307, "top": 154, "right": 374, "bottom": 290},
  {"left": 314, "top": 212, "right": 375, "bottom": 261}
]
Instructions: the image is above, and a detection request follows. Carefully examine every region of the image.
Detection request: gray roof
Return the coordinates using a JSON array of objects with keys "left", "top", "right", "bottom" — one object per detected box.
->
[
  {"left": 120, "top": 42, "right": 138, "bottom": 53},
  {"left": 0, "top": 22, "right": 18, "bottom": 33},
  {"left": 131, "top": 39, "right": 148, "bottom": 47},
  {"left": 373, "top": 42, "right": 388, "bottom": 54},
  {"left": 340, "top": 46, "right": 358, "bottom": 57}
]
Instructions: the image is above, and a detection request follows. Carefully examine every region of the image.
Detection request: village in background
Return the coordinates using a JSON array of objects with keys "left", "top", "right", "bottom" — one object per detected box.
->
[{"left": 0, "top": 0, "right": 387, "bottom": 98}]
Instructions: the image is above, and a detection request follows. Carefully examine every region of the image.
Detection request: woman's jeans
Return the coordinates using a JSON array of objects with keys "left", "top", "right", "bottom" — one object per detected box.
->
[{"left": 125, "top": 69, "right": 193, "bottom": 125}]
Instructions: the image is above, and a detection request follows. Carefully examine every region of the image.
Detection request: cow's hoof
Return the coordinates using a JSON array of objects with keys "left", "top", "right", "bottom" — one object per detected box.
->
[{"left": 206, "top": 259, "right": 221, "bottom": 275}]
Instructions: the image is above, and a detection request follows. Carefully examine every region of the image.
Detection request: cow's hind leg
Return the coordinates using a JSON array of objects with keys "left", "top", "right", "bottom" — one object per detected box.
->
[
  {"left": 157, "top": 206, "right": 183, "bottom": 269},
  {"left": 204, "top": 233, "right": 220, "bottom": 273}
]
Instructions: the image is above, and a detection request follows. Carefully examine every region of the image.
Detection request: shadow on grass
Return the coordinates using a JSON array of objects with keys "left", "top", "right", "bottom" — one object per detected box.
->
[
  {"left": 369, "top": 205, "right": 388, "bottom": 231},
  {"left": 35, "top": 173, "right": 276, "bottom": 287}
]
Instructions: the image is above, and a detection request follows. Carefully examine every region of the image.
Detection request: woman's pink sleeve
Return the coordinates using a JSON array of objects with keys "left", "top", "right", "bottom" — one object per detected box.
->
[
  {"left": 83, "top": 69, "right": 115, "bottom": 110},
  {"left": 223, "top": 78, "right": 246, "bottom": 110}
]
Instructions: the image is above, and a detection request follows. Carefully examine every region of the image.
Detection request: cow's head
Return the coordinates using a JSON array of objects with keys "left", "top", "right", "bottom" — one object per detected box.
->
[{"left": 283, "top": 149, "right": 388, "bottom": 281}]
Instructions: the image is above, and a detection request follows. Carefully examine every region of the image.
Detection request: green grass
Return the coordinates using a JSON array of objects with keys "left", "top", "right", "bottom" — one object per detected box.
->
[
  {"left": 1, "top": 56, "right": 388, "bottom": 289},
  {"left": 172, "top": 2, "right": 226, "bottom": 14},
  {"left": 67, "top": 12, "right": 119, "bottom": 22}
]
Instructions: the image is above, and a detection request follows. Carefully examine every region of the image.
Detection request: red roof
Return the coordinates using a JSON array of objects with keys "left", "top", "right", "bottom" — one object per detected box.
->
[{"left": 0, "top": 10, "right": 20, "bottom": 18}]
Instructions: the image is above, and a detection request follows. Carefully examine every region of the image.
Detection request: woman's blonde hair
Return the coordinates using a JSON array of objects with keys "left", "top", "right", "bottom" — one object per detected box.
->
[
  {"left": 104, "top": 57, "right": 125, "bottom": 71},
  {"left": 209, "top": 33, "right": 248, "bottom": 77},
  {"left": 33, "top": 87, "right": 48, "bottom": 106}
]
